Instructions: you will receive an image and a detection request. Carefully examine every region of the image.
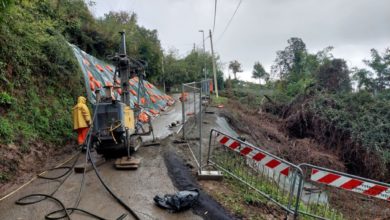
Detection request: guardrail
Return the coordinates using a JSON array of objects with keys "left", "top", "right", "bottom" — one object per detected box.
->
[{"left": 205, "top": 129, "right": 390, "bottom": 219}]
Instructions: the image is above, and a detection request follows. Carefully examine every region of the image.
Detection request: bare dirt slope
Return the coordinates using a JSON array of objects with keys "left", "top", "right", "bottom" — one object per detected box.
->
[
  {"left": 221, "top": 100, "right": 345, "bottom": 171},
  {"left": 218, "top": 100, "right": 390, "bottom": 220},
  {"left": 0, "top": 142, "right": 77, "bottom": 198}
]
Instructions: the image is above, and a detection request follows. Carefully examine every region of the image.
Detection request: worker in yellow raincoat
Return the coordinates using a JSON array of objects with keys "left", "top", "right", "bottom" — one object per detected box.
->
[{"left": 72, "top": 96, "right": 91, "bottom": 146}]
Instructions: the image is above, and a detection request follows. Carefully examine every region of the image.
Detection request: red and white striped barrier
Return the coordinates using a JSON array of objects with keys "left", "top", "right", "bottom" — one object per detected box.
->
[
  {"left": 311, "top": 169, "right": 390, "bottom": 201},
  {"left": 216, "top": 134, "right": 290, "bottom": 176}
]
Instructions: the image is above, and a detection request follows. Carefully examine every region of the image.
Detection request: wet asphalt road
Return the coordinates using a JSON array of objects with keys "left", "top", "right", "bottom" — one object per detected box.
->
[{"left": 0, "top": 95, "right": 202, "bottom": 220}]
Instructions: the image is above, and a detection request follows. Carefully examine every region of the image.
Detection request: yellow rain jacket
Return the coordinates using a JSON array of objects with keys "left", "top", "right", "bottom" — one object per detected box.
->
[{"left": 72, "top": 96, "right": 91, "bottom": 130}]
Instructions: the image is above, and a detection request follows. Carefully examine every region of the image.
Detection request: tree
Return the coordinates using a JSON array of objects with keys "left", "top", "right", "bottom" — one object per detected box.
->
[
  {"left": 163, "top": 49, "right": 186, "bottom": 90},
  {"left": 103, "top": 11, "right": 133, "bottom": 24},
  {"left": 353, "top": 48, "right": 390, "bottom": 93},
  {"left": 316, "top": 59, "right": 351, "bottom": 93},
  {"left": 228, "top": 60, "right": 243, "bottom": 80},
  {"left": 252, "top": 62, "right": 269, "bottom": 84},
  {"left": 163, "top": 47, "right": 220, "bottom": 89},
  {"left": 352, "top": 68, "right": 375, "bottom": 91},
  {"left": 270, "top": 38, "right": 320, "bottom": 96},
  {"left": 96, "top": 11, "right": 163, "bottom": 82},
  {"left": 364, "top": 48, "right": 390, "bottom": 92},
  {"left": 271, "top": 37, "right": 307, "bottom": 81},
  {"left": 225, "top": 75, "right": 233, "bottom": 97},
  {"left": 316, "top": 46, "right": 334, "bottom": 64}
]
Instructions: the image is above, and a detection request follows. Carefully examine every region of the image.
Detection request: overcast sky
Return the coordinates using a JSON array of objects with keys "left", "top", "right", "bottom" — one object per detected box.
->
[{"left": 89, "top": 0, "right": 390, "bottom": 82}]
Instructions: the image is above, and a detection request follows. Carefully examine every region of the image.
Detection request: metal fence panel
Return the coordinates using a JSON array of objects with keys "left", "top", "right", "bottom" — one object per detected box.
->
[
  {"left": 181, "top": 79, "right": 212, "bottom": 170},
  {"left": 206, "top": 129, "right": 304, "bottom": 218},
  {"left": 205, "top": 128, "right": 390, "bottom": 219},
  {"left": 297, "top": 163, "right": 390, "bottom": 220}
]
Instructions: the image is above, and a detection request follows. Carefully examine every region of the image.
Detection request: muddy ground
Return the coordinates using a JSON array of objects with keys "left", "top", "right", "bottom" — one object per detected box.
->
[
  {"left": 2, "top": 95, "right": 389, "bottom": 220},
  {"left": 0, "top": 95, "right": 233, "bottom": 220}
]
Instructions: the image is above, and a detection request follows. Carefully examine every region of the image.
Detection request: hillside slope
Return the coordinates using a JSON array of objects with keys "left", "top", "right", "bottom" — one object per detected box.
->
[{"left": 0, "top": 0, "right": 163, "bottom": 184}]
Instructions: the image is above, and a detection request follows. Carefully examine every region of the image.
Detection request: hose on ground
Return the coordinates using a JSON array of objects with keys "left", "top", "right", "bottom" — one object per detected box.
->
[
  {"left": 85, "top": 97, "right": 140, "bottom": 219},
  {"left": 86, "top": 136, "right": 140, "bottom": 220},
  {"left": 14, "top": 149, "right": 121, "bottom": 220},
  {"left": 15, "top": 98, "right": 140, "bottom": 220}
]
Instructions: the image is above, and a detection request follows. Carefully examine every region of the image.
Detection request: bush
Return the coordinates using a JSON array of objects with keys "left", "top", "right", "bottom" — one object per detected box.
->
[
  {"left": 280, "top": 90, "right": 390, "bottom": 180},
  {"left": 0, "top": 1, "right": 84, "bottom": 148},
  {"left": 0, "top": 91, "right": 14, "bottom": 106},
  {"left": 0, "top": 172, "right": 10, "bottom": 183},
  {"left": 0, "top": 117, "right": 13, "bottom": 144}
]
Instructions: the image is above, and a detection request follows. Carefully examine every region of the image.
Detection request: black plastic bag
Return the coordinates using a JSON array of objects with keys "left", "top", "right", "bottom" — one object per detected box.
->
[{"left": 154, "top": 188, "right": 199, "bottom": 212}]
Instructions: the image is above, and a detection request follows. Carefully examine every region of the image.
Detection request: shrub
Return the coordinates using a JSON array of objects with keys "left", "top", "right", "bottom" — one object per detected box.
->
[
  {"left": 0, "top": 91, "right": 14, "bottom": 106},
  {"left": 0, "top": 117, "right": 13, "bottom": 144}
]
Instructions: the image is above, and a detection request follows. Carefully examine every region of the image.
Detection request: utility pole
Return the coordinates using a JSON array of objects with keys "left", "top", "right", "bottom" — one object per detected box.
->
[
  {"left": 209, "top": 29, "right": 219, "bottom": 97},
  {"left": 199, "top": 30, "right": 206, "bottom": 81}
]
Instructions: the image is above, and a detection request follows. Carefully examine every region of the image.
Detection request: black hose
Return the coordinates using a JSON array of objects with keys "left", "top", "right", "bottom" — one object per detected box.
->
[
  {"left": 16, "top": 194, "right": 71, "bottom": 219},
  {"left": 17, "top": 193, "right": 127, "bottom": 220},
  {"left": 14, "top": 152, "right": 80, "bottom": 204},
  {"left": 38, "top": 166, "right": 73, "bottom": 180},
  {"left": 15, "top": 98, "right": 140, "bottom": 220},
  {"left": 15, "top": 135, "right": 100, "bottom": 219},
  {"left": 15, "top": 134, "right": 129, "bottom": 220},
  {"left": 86, "top": 98, "right": 140, "bottom": 219},
  {"left": 86, "top": 136, "right": 140, "bottom": 220}
]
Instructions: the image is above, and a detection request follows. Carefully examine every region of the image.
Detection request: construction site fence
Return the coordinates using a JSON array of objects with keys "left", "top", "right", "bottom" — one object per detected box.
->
[
  {"left": 206, "top": 129, "right": 390, "bottom": 219},
  {"left": 181, "top": 79, "right": 212, "bottom": 169},
  {"left": 206, "top": 129, "right": 303, "bottom": 218},
  {"left": 296, "top": 163, "right": 390, "bottom": 219}
]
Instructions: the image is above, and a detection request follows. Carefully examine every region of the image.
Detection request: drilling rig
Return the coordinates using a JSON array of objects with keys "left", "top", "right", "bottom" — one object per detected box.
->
[{"left": 90, "top": 31, "right": 153, "bottom": 168}]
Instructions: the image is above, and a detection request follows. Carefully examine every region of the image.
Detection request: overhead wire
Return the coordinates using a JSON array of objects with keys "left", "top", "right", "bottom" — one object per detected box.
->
[
  {"left": 160, "top": 0, "right": 215, "bottom": 54},
  {"left": 194, "top": 35, "right": 210, "bottom": 51},
  {"left": 216, "top": 0, "right": 243, "bottom": 43}
]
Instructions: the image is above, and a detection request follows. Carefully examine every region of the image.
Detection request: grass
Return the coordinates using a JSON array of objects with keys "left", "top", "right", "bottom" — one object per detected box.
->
[
  {"left": 212, "top": 150, "right": 345, "bottom": 219},
  {"left": 0, "top": 0, "right": 84, "bottom": 147},
  {"left": 209, "top": 175, "right": 269, "bottom": 220},
  {"left": 0, "top": 117, "right": 14, "bottom": 144},
  {"left": 0, "top": 172, "right": 10, "bottom": 183},
  {"left": 0, "top": 91, "right": 14, "bottom": 106},
  {"left": 211, "top": 95, "right": 228, "bottom": 106}
]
